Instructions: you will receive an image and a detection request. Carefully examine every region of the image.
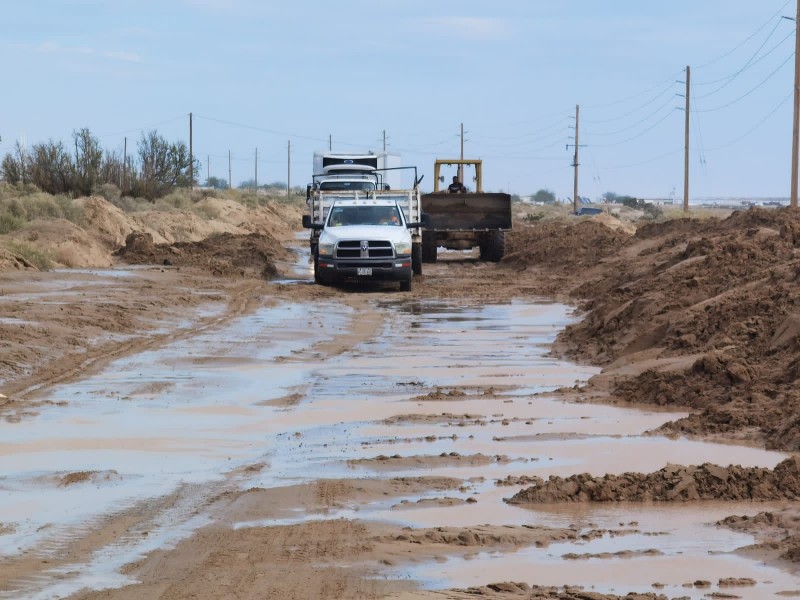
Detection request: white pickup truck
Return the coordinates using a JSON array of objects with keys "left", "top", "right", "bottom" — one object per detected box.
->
[{"left": 302, "top": 196, "right": 425, "bottom": 291}]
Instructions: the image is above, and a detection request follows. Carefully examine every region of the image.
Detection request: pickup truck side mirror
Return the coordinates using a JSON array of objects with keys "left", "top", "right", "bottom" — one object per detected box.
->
[{"left": 302, "top": 215, "right": 324, "bottom": 230}]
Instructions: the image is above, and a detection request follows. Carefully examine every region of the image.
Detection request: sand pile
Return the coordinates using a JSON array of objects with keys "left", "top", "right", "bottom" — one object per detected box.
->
[
  {"left": 116, "top": 231, "right": 285, "bottom": 278},
  {"left": 505, "top": 220, "right": 630, "bottom": 272},
  {"left": 0, "top": 195, "right": 301, "bottom": 274},
  {"left": 75, "top": 196, "right": 135, "bottom": 249},
  {"left": 509, "top": 208, "right": 800, "bottom": 450},
  {"left": 7, "top": 218, "right": 114, "bottom": 267},
  {"left": 508, "top": 456, "right": 800, "bottom": 503}
]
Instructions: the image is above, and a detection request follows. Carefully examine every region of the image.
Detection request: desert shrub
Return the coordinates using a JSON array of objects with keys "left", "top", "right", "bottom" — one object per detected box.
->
[
  {"left": 0, "top": 213, "right": 25, "bottom": 234},
  {"left": 0, "top": 193, "right": 84, "bottom": 226},
  {"left": 0, "top": 239, "right": 54, "bottom": 271},
  {"left": 192, "top": 203, "right": 220, "bottom": 220},
  {"left": 109, "top": 195, "right": 152, "bottom": 213},
  {"left": 157, "top": 189, "right": 193, "bottom": 211},
  {"left": 95, "top": 183, "right": 122, "bottom": 204},
  {"left": 643, "top": 203, "right": 664, "bottom": 220}
]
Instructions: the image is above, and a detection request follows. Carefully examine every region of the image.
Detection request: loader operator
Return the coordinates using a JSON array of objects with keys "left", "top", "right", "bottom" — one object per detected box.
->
[{"left": 448, "top": 176, "right": 466, "bottom": 193}]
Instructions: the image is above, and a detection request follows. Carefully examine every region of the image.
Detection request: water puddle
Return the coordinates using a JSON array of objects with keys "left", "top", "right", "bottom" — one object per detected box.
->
[{"left": 0, "top": 294, "right": 796, "bottom": 599}]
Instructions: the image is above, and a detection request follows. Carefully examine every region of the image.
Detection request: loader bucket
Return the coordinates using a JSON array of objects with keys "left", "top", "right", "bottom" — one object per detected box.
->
[{"left": 421, "top": 193, "right": 512, "bottom": 231}]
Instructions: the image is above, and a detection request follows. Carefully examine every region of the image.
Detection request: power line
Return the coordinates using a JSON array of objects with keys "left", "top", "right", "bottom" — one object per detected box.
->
[
  {"left": 469, "top": 117, "right": 570, "bottom": 142},
  {"left": 694, "top": 28, "right": 793, "bottom": 88},
  {"left": 696, "top": 0, "right": 793, "bottom": 69},
  {"left": 194, "top": 114, "right": 369, "bottom": 149},
  {"left": 590, "top": 108, "right": 678, "bottom": 148},
  {"left": 584, "top": 95, "right": 677, "bottom": 137},
  {"left": 694, "top": 21, "right": 790, "bottom": 99},
  {"left": 469, "top": 125, "right": 570, "bottom": 149},
  {"left": 583, "top": 70, "right": 684, "bottom": 110},
  {"left": 95, "top": 114, "right": 186, "bottom": 139},
  {"left": 706, "top": 89, "right": 793, "bottom": 151},
  {"left": 695, "top": 51, "right": 794, "bottom": 113},
  {"left": 584, "top": 80, "right": 678, "bottom": 124},
  {"left": 602, "top": 148, "right": 684, "bottom": 171}
]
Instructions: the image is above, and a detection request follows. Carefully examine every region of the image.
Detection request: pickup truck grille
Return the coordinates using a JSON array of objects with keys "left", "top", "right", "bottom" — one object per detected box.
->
[{"left": 336, "top": 240, "right": 394, "bottom": 259}]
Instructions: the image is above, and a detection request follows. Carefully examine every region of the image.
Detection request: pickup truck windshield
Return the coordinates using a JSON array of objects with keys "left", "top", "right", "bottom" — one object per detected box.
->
[
  {"left": 319, "top": 181, "right": 376, "bottom": 191},
  {"left": 327, "top": 205, "right": 402, "bottom": 227}
]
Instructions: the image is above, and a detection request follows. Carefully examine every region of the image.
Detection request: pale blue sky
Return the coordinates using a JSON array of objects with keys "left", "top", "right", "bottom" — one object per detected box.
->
[{"left": 1, "top": 0, "right": 797, "bottom": 199}]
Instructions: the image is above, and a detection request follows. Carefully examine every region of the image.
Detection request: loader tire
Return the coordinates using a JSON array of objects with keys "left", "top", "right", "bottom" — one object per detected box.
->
[
  {"left": 485, "top": 230, "right": 506, "bottom": 263},
  {"left": 421, "top": 231, "right": 437, "bottom": 263},
  {"left": 412, "top": 242, "right": 422, "bottom": 275}
]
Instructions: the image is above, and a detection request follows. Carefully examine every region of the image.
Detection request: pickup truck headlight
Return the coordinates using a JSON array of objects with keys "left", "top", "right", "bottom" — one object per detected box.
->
[
  {"left": 318, "top": 243, "right": 335, "bottom": 257},
  {"left": 394, "top": 242, "right": 411, "bottom": 256}
]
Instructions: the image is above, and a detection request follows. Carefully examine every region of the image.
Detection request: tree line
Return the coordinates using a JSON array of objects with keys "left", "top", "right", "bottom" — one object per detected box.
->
[{"left": 1, "top": 129, "right": 197, "bottom": 200}]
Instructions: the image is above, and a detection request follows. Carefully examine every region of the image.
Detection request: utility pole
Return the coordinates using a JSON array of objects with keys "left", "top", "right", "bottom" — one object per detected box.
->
[
  {"left": 207, "top": 155, "right": 210, "bottom": 186},
  {"left": 287, "top": 140, "right": 291, "bottom": 197},
  {"left": 329, "top": 134, "right": 332, "bottom": 151},
  {"left": 228, "top": 150, "right": 232, "bottom": 190},
  {"left": 573, "top": 105, "right": 580, "bottom": 214},
  {"left": 458, "top": 122, "right": 465, "bottom": 183},
  {"left": 123, "top": 136, "right": 127, "bottom": 191},
  {"left": 792, "top": 0, "right": 800, "bottom": 207},
  {"left": 683, "top": 66, "right": 691, "bottom": 213},
  {"left": 383, "top": 129, "right": 387, "bottom": 152},
  {"left": 254, "top": 147, "right": 258, "bottom": 193},
  {"left": 189, "top": 112, "right": 193, "bottom": 189}
]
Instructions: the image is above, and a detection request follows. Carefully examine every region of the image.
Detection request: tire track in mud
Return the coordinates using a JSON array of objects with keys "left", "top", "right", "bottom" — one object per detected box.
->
[{"left": 5, "top": 278, "right": 266, "bottom": 405}]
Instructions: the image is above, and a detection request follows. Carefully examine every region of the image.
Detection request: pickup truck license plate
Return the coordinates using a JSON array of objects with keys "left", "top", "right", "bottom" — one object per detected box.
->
[{"left": 356, "top": 267, "right": 372, "bottom": 276}]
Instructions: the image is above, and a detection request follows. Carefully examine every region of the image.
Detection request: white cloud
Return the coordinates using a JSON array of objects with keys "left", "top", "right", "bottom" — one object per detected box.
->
[{"left": 417, "top": 17, "right": 509, "bottom": 40}]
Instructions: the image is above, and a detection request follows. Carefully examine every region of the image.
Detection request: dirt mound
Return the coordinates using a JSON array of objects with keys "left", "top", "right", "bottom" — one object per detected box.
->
[
  {"left": 508, "top": 456, "right": 800, "bottom": 504},
  {"left": 75, "top": 196, "right": 135, "bottom": 249},
  {"left": 193, "top": 197, "right": 302, "bottom": 241},
  {"left": 116, "top": 231, "right": 284, "bottom": 278},
  {"left": 504, "top": 220, "right": 631, "bottom": 272},
  {"left": 528, "top": 207, "right": 800, "bottom": 450},
  {"left": 8, "top": 218, "right": 113, "bottom": 267}
]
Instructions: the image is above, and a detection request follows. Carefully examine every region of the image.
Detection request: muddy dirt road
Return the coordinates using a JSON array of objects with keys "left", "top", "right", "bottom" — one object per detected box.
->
[{"left": 1, "top": 238, "right": 800, "bottom": 599}]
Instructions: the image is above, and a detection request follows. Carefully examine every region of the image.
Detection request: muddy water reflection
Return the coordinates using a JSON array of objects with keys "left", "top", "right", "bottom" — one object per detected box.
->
[
  {"left": 256, "top": 299, "right": 795, "bottom": 600},
  {"left": 0, "top": 297, "right": 796, "bottom": 599}
]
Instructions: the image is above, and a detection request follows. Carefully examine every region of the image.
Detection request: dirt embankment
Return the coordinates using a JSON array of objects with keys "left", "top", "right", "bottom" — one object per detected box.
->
[
  {"left": 506, "top": 208, "right": 800, "bottom": 451},
  {"left": 1, "top": 195, "right": 301, "bottom": 276}
]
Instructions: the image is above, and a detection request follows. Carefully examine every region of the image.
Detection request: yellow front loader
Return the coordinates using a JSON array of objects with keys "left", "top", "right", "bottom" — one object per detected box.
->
[{"left": 420, "top": 159, "right": 512, "bottom": 262}]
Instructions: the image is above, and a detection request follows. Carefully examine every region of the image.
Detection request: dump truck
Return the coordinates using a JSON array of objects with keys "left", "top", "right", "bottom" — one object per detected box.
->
[{"left": 420, "top": 159, "right": 512, "bottom": 263}]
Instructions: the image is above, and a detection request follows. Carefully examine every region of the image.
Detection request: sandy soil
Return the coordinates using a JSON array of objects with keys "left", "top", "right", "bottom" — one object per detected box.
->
[{"left": 2, "top": 197, "right": 800, "bottom": 599}]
